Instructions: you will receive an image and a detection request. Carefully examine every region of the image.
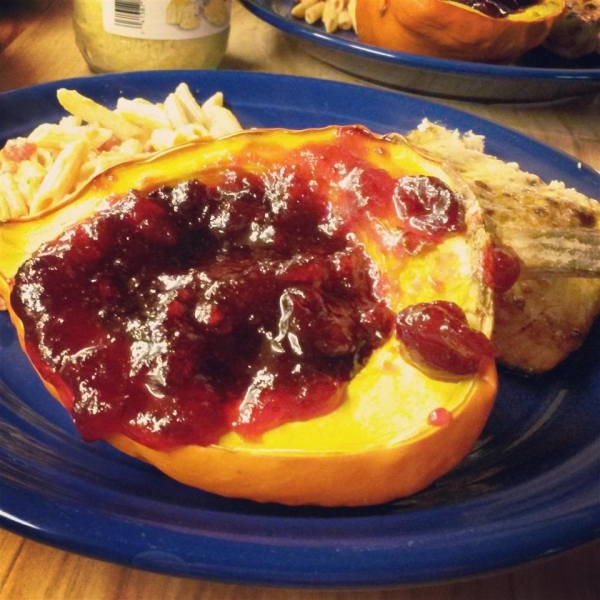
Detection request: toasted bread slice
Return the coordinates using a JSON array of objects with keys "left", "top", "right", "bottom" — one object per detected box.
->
[{"left": 407, "top": 120, "right": 600, "bottom": 373}]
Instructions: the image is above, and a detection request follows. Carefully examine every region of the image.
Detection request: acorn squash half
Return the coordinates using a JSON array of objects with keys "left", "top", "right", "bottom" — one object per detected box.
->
[
  {"left": 0, "top": 126, "right": 497, "bottom": 506},
  {"left": 355, "top": 0, "right": 566, "bottom": 63}
]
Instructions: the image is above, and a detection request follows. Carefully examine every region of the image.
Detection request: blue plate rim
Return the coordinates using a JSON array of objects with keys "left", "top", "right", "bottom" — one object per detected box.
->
[{"left": 0, "top": 70, "right": 599, "bottom": 588}]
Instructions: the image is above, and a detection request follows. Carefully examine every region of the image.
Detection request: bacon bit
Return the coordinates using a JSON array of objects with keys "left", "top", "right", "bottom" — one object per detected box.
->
[
  {"left": 428, "top": 407, "right": 452, "bottom": 427},
  {"left": 2, "top": 139, "right": 37, "bottom": 162},
  {"left": 97, "top": 135, "right": 120, "bottom": 153}
]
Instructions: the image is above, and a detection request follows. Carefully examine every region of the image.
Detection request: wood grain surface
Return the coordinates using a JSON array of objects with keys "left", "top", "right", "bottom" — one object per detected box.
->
[{"left": 0, "top": 1, "right": 599, "bottom": 598}]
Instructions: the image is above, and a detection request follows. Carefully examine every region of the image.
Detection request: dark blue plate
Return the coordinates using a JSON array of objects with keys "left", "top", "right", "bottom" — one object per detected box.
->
[
  {"left": 0, "top": 71, "right": 599, "bottom": 588},
  {"left": 239, "top": 0, "right": 600, "bottom": 102}
]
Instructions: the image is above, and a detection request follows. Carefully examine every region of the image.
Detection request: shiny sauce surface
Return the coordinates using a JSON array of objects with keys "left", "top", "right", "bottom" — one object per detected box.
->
[{"left": 12, "top": 130, "right": 481, "bottom": 449}]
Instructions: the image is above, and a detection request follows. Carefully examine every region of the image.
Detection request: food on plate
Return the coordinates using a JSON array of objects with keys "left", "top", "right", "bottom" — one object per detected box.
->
[
  {"left": 407, "top": 120, "right": 600, "bottom": 373},
  {"left": 0, "top": 126, "right": 499, "bottom": 506},
  {"left": 2, "top": 85, "right": 599, "bottom": 375},
  {"left": 354, "top": 0, "right": 566, "bottom": 62},
  {"left": 1, "top": 84, "right": 599, "bottom": 504},
  {"left": 0, "top": 83, "right": 242, "bottom": 220},
  {"left": 291, "top": 0, "right": 599, "bottom": 63},
  {"left": 544, "top": 0, "right": 600, "bottom": 58},
  {"left": 291, "top": 0, "right": 356, "bottom": 32}
]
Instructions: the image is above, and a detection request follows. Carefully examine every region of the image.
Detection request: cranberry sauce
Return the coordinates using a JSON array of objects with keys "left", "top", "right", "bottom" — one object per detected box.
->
[
  {"left": 396, "top": 301, "right": 496, "bottom": 378},
  {"left": 482, "top": 242, "right": 521, "bottom": 294},
  {"left": 11, "top": 129, "right": 474, "bottom": 449},
  {"left": 452, "top": 0, "right": 538, "bottom": 18}
]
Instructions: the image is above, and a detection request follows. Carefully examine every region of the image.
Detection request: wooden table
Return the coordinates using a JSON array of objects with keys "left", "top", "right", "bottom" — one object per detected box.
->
[{"left": 1, "top": 1, "right": 599, "bottom": 599}]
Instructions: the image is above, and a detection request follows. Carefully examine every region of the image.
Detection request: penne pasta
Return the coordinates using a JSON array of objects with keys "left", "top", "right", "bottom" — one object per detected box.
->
[{"left": 0, "top": 84, "right": 243, "bottom": 220}]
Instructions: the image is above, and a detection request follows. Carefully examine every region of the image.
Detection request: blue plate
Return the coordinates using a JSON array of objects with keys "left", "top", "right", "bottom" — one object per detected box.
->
[
  {"left": 239, "top": 0, "right": 600, "bottom": 102},
  {"left": 0, "top": 71, "right": 599, "bottom": 588}
]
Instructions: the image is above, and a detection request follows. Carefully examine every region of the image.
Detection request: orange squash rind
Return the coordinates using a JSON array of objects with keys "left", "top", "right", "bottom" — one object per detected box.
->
[{"left": 355, "top": 0, "right": 566, "bottom": 63}]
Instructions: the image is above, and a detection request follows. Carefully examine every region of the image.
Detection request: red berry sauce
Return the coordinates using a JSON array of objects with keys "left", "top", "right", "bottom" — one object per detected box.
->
[
  {"left": 482, "top": 241, "right": 521, "bottom": 294},
  {"left": 428, "top": 407, "right": 452, "bottom": 427},
  {"left": 11, "top": 130, "right": 479, "bottom": 449},
  {"left": 453, "top": 0, "right": 538, "bottom": 18},
  {"left": 396, "top": 301, "right": 496, "bottom": 378}
]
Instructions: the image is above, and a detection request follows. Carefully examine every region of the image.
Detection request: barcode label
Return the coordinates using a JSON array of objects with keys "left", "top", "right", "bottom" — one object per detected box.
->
[
  {"left": 114, "top": 0, "right": 143, "bottom": 29},
  {"left": 102, "top": 0, "right": 230, "bottom": 40}
]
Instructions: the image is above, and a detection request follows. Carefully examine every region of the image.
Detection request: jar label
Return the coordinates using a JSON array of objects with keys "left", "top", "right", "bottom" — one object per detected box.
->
[{"left": 102, "top": 0, "right": 230, "bottom": 39}]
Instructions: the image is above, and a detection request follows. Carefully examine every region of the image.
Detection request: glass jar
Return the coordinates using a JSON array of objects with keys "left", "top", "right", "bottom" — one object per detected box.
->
[{"left": 73, "top": 0, "right": 230, "bottom": 73}]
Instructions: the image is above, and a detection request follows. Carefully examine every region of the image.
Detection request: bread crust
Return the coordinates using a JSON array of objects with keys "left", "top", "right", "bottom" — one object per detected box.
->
[{"left": 407, "top": 120, "right": 600, "bottom": 373}]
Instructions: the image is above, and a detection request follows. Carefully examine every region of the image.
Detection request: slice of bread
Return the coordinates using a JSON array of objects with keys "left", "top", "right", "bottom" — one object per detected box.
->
[{"left": 407, "top": 120, "right": 600, "bottom": 373}]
